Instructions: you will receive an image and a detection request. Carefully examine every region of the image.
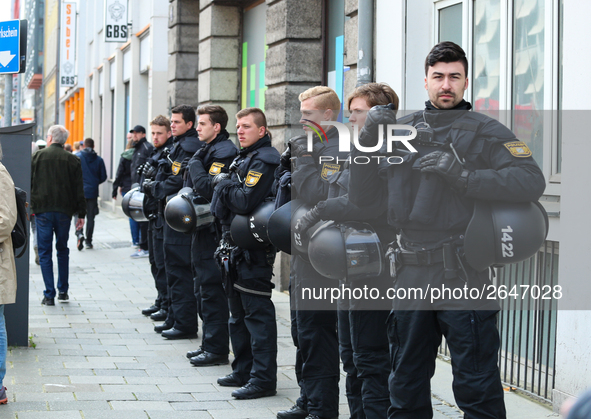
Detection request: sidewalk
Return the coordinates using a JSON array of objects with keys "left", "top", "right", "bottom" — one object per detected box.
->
[{"left": 2, "top": 210, "right": 557, "bottom": 418}]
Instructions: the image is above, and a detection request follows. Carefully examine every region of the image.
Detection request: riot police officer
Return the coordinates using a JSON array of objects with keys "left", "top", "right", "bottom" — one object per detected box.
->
[
  {"left": 139, "top": 115, "right": 174, "bottom": 323},
  {"left": 211, "top": 107, "right": 279, "bottom": 399},
  {"left": 184, "top": 105, "right": 238, "bottom": 365},
  {"left": 348, "top": 42, "right": 546, "bottom": 419},
  {"left": 294, "top": 83, "right": 399, "bottom": 419},
  {"left": 143, "top": 105, "right": 202, "bottom": 340},
  {"left": 277, "top": 86, "right": 349, "bottom": 419}
]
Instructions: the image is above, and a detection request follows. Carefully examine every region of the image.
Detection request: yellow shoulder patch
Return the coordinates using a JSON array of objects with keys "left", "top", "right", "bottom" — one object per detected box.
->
[
  {"left": 209, "top": 162, "right": 225, "bottom": 175},
  {"left": 245, "top": 171, "right": 263, "bottom": 187},
  {"left": 503, "top": 141, "right": 532, "bottom": 158},
  {"left": 171, "top": 161, "right": 182, "bottom": 175},
  {"left": 320, "top": 163, "right": 342, "bottom": 181}
]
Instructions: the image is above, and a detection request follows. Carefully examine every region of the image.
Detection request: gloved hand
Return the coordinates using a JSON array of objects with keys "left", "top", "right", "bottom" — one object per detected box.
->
[
  {"left": 142, "top": 163, "right": 157, "bottom": 179},
  {"left": 419, "top": 150, "right": 470, "bottom": 193},
  {"left": 212, "top": 172, "right": 230, "bottom": 188},
  {"left": 279, "top": 147, "right": 291, "bottom": 171},
  {"left": 136, "top": 163, "right": 146, "bottom": 177},
  {"left": 193, "top": 144, "right": 210, "bottom": 161},
  {"left": 294, "top": 203, "right": 324, "bottom": 234},
  {"left": 142, "top": 180, "right": 155, "bottom": 197},
  {"left": 179, "top": 157, "right": 191, "bottom": 176},
  {"left": 358, "top": 103, "right": 397, "bottom": 147},
  {"left": 289, "top": 135, "right": 311, "bottom": 158}
]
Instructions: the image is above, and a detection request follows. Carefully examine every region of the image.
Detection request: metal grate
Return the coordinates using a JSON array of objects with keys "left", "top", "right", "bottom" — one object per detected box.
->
[{"left": 439, "top": 241, "right": 559, "bottom": 403}]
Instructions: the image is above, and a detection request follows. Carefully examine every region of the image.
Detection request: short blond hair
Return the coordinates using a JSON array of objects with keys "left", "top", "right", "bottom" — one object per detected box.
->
[{"left": 298, "top": 86, "right": 341, "bottom": 113}]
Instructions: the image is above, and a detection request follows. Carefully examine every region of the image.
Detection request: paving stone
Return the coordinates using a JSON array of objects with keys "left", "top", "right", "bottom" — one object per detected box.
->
[{"left": 110, "top": 401, "right": 174, "bottom": 410}]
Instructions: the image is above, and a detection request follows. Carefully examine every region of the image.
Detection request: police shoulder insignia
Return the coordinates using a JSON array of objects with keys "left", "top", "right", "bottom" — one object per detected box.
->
[
  {"left": 321, "top": 163, "right": 342, "bottom": 180},
  {"left": 503, "top": 141, "right": 532, "bottom": 158},
  {"left": 171, "top": 161, "right": 182, "bottom": 175},
  {"left": 245, "top": 171, "right": 263, "bottom": 187},
  {"left": 209, "top": 162, "right": 225, "bottom": 175}
]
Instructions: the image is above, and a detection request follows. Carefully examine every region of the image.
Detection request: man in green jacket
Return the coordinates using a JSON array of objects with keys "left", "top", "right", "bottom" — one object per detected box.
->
[{"left": 31, "top": 125, "right": 86, "bottom": 306}]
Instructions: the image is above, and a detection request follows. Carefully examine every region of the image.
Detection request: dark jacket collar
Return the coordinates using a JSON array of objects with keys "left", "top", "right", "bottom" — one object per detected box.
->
[
  {"left": 240, "top": 134, "right": 271, "bottom": 156},
  {"left": 209, "top": 130, "right": 230, "bottom": 147},
  {"left": 425, "top": 99, "right": 472, "bottom": 111},
  {"left": 174, "top": 127, "right": 198, "bottom": 142},
  {"left": 133, "top": 137, "right": 148, "bottom": 148}
]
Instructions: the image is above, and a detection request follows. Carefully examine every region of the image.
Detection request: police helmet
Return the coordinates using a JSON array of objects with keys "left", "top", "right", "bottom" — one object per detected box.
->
[
  {"left": 268, "top": 202, "right": 292, "bottom": 254},
  {"left": 230, "top": 200, "right": 276, "bottom": 250},
  {"left": 308, "top": 221, "right": 384, "bottom": 281},
  {"left": 290, "top": 199, "right": 324, "bottom": 256},
  {"left": 464, "top": 200, "right": 549, "bottom": 272},
  {"left": 164, "top": 187, "right": 213, "bottom": 233},
  {"left": 122, "top": 186, "right": 149, "bottom": 222}
]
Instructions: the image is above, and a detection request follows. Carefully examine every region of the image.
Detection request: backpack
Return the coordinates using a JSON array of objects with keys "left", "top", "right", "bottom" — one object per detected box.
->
[{"left": 12, "top": 187, "right": 29, "bottom": 258}]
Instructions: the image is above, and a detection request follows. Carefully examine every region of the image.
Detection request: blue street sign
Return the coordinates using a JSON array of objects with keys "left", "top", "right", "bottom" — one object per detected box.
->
[{"left": 0, "top": 20, "right": 21, "bottom": 74}]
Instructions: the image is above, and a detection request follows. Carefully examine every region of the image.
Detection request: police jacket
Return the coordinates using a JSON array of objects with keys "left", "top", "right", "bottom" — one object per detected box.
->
[
  {"left": 149, "top": 128, "right": 202, "bottom": 244},
  {"left": 140, "top": 136, "right": 174, "bottom": 230},
  {"left": 130, "top": 137, "right": 154, "bottom": 184},
  {"left": 292, "top": 126, "right": 349, "bottom": 205},
  {"left": 349, "top": 100, "right": 546, "bottom": 241},
  {"left": 211, "top": 134, "right": 280, "bottom": 296},
  {"left": 186, "top": 130, "right": 239, "bottom": 202}
]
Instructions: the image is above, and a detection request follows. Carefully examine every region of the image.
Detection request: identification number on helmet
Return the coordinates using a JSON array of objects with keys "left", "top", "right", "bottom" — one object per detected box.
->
[{"left": 501, "top": 226, "right": 514, "bottom": 258}]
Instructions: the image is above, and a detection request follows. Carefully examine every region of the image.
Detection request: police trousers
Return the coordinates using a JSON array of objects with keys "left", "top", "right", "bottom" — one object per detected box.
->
[
  {"left": 338, "top": 293, "right": 390, "bottom": 419},
  {"left": 228, "top": 291, "right": 277, "bottom": 389},
  {"left": 149, "top": 219, "right": 168, "bottom": 312},
  {"left": 291, "top": 256, "right": 340, "bottom": 418}
]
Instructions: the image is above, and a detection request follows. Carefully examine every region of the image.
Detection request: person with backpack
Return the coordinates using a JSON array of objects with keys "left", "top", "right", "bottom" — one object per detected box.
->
[
  {"left": 0, "top": 141, "right": 18, "bottom": 405},
  {"left": 31, "top": 125, "right": 86, "bottom": 306}
]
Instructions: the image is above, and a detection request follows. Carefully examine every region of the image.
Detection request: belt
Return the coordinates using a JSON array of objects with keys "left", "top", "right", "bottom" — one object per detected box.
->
[{"left": 397, "top": 248, "right": 445, "bottom": 266}]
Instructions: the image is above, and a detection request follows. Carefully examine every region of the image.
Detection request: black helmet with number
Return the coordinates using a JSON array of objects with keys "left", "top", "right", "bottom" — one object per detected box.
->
[
  {"left": 230, "top": 200, "right": 276, "bottom": 250},
  {"left": 290, "top": 199, "right": 324, "bottom": 256},
  {"left": 122, "top": 186, "right": 148, "bottom": 222},
  {"left": 164, "top": 187, "right": 214, "bottom": 233},
  {"left": 464, "top": 200, "right": 549, "bottom": 272},
  {"left": 307, "top": 221, "right": 384, "bottom": 281},
  {"left": 267, "top": 201, "right": 292, "bottom": 254}
]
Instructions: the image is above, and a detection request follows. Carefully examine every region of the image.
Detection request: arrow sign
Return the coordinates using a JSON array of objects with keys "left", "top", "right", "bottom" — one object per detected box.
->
[
  {"left": 0, "top": 20, "right": 21, "bottom": 74},
  {"left": 0, "top": 51, "right": 15, "bottom": 67}
]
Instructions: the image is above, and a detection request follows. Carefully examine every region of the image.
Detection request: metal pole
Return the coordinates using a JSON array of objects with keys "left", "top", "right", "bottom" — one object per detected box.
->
[
  {"left": 356, "top": 0, "right": 374, "bottom": 86},
  {"left": 55, "top": 0, "right": 61, "bottom": 125},
  {"left": 4, "top": 75, "right": 13, "bottom": 127}
]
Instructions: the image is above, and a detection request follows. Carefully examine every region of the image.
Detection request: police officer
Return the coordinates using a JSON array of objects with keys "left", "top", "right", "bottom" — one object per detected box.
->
[
  {"left": 277, "top": 87, "right": 348, "bottom": 419},
  {"left": 184, "top": 105, "right": 238, "bottom": 365},
  {"left": 348, "top": 42, "right": 546, "bottom": 419},
  {"left": 294, "top": 83, "right": 398, "bottom": 419},
  {"left": 138, "top": 115, "right": 174, "bottom": 323},
  {"left": 211, "top": 107, "right": 279, "bottom": 399},
  {"left": 129, "top": 125, "right": 153, "bottom": 260},
  {"left": 143, "top": 105, "right": 202, "bottom": 339}
]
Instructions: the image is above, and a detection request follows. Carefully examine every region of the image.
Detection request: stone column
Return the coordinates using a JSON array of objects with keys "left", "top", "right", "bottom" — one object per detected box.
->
[
  {"left": 198, "top": 1, "right": 241, "bottom": 132},
  {"left": 344, "top": 0, "right": 359, "bottom": 95},
  {"left": 168, "top": 0, "right": 200, "bottom": 108}
]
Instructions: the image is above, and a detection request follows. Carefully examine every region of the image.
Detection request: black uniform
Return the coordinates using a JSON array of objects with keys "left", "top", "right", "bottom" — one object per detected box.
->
[
  {"left": 186, "top": 130, "right": 238, "bottom": 355},
  {"left": 310, "top": 165, "right": 393, "bottom": 419},
  {"left": 146, "top": 128, "right": 202, "bottom": 335},
  {"left": 141, "top": 136, "right": 174, "bottom": 316},
  {"left": 211, "top": 134, "right": 279, "bottom": 390},
  {"left": 290, "top": 126, "right": 348, "bottom": 419},
  {"left": 348, "top": 100, "right": 546, "bottom": 419},
  {"left": 131, "top": 137, "right": 154, "bottom": 252}
]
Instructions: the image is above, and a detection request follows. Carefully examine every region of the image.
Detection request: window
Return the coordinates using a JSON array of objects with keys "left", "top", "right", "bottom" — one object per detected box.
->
[
  {"left": 241, "top": 2, "right": 267, "bottom": 110},
  {"left": 439, "top": 3, "right": 463, "bottom": 47},
  {"left": 325, "top": 0, "right": 346, "bottom": 121}
]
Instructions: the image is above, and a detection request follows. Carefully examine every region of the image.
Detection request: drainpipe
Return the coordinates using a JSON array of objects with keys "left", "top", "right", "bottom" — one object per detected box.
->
[{"left": 357, "top": 0, "right": 374, "bottom": 86}]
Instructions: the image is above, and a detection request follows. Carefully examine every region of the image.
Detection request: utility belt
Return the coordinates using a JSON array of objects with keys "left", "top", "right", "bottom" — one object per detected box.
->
[{"left": 385, "top": 240, "right": 468, "bottom": 281}]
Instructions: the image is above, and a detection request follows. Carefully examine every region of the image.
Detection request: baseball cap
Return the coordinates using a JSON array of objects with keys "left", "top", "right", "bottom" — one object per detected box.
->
[{"left": 130, "top": 125, "right": 146, "bottom": 133}]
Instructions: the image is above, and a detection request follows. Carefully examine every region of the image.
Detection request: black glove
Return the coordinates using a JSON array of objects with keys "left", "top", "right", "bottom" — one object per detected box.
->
[
  {"left": 289, "top": 135, "right": 311, "bottom": 158},
  {"left": 142, "top": 163, "right": 157, "bottom": 179},
  {"left": 193, "top": 144, "right": 210, "bottom": 161},
  {"left": 280, "top": 147, "right": 291, "bottom": 170},
  {"left": 294, "top": 203, "right": 323, "bottom": 234},
  {"left": 358, "top": 104, "right": 397, "bottom": 147},
  {"left": 142, "top": 180, "right": 155, "bottom": 197},
  {"left": 179, "top": 157, "right": 191, "bottom": 176},
  {"left": 419, "top": 150, "right": 470, "bottom": 193},
  {"left": 136, "top": 163, "right": 146, "bottom": 177},
  {"left": 212, "top": 172, "right": 230, "bottom": 188}
]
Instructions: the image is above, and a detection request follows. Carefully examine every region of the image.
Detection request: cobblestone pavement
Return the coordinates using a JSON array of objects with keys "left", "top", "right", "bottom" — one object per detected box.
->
[{"left": 2, "top": 210, "right": 552, "bottom": 419}]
